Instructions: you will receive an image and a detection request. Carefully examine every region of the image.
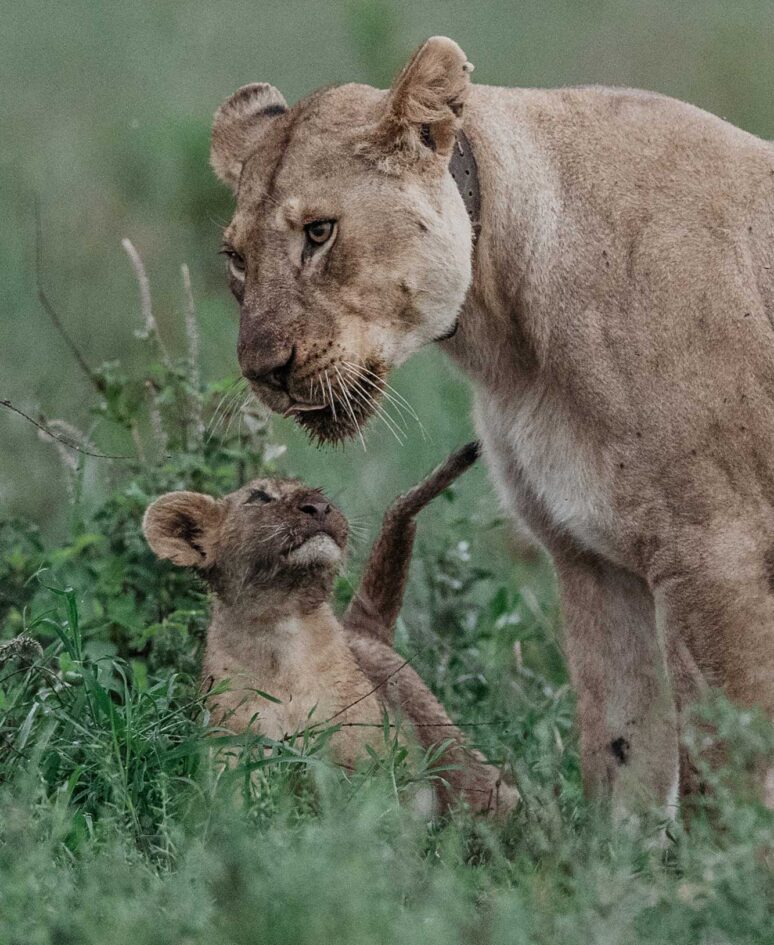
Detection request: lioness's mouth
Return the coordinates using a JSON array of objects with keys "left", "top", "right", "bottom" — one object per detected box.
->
[
  {"left": 293, "top": 396, "right": 372, "bottom": 445},
  {"left": 282, "top": 400, "right": 328, "bottom": 418},
  {"left": 260, "top": 358, "right": 390, "bottom": 446}
]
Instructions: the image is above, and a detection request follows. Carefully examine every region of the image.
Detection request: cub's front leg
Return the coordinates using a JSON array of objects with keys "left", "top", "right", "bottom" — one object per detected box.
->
[{"left": 555, "top": 551, "right": 680, "bottom": 819}]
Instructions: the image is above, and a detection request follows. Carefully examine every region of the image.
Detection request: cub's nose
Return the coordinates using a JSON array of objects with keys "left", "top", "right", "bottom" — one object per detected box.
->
[
  {"left": 298, "top": 498, "right": 331, "bottom": 520},
  {"left": 239, "top": 343, "right": 296, "bottom": 392}
]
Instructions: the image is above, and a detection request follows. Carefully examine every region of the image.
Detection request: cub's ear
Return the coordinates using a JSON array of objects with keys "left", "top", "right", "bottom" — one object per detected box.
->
[
  {"left": 367, "top": 36, "right": 473, "bottom": 168},
  {"left": 143, "top": 491, "right": 225, "bottom": 568},
  {"left": 211, "top": 82, "right": 288, "bottom": 190}
]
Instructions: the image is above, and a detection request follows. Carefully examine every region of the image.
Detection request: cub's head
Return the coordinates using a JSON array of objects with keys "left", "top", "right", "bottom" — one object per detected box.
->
[
  {"left": 211, "top": 37, "right": 474, "bottom": 443},
  {"left": 143, "top": 479, "right": 348, "bottom": 607}
]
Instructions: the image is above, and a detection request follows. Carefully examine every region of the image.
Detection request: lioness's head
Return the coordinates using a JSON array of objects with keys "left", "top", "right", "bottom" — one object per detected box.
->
[{"left": 211, "top": 37, "right": 474, "bottom": 443}]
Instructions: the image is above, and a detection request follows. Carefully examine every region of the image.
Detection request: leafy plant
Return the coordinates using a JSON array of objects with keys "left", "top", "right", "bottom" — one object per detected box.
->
[{"left": 1, "top": 243, "right": 281, "bottom": 672}]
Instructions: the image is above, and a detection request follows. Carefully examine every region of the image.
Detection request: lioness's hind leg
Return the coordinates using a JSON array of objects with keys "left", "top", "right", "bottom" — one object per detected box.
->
[
  {"left": 556, "top": 553, "right": 680, "bottom": 820},
  {"left": 652, "top": 525, "right": 774, "bottom": 804}
]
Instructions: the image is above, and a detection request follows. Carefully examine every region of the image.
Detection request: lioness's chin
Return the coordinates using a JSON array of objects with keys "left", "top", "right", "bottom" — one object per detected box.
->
[{"left": 294, "top": 401, "right": 374, "bottom": 445}]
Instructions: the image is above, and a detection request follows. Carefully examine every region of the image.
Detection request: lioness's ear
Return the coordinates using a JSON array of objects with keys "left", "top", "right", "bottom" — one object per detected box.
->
[
  {"left": 143, "top": 492, "right": 225, "bottom": 568},
  {"left": 211, "top": 83, "right": 288, "bottom": 190},
  {"left": 367, "top": 36, "right": 473, "bottom": 167}
]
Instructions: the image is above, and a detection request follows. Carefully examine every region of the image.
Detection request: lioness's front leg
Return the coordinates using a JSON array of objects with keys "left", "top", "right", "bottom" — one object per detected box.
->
[{"left": 555, "top": 552, "right": 680, "bottom": 818}]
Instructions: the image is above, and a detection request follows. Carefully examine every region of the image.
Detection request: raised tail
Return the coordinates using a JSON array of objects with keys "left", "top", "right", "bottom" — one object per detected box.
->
[{"left": 343, "top": 441, "right": 480, "bottom": 643}]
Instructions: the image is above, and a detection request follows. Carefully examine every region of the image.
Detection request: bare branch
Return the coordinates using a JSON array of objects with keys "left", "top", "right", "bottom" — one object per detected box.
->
[
  {"left": 34, "top": 201, "right": 104, "bottom": 393},
  {"left": 0, "top": 399, "right": 132, "bottom": 460},
  {"left": 322, "top": 654, "right": 418, "bottom": 725}
]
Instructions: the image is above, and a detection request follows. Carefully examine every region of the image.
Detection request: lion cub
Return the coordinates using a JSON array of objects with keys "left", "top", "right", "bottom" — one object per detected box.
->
[{"left": 143, "top": 444, "right": 516, "bottom": 816}]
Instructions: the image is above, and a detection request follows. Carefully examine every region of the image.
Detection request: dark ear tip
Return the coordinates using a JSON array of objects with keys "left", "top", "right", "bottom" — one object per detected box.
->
[
  {"left": 215, "top": 82, "right": 288, "bottom": 120},
  {"left": 211, "top": 82, "right": 289, "bottom": 188}
]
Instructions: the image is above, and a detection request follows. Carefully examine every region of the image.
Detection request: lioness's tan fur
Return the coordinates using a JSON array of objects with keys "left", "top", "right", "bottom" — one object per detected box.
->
[{"left": 211, "top": 38, "right": 774, "bottom": 813}]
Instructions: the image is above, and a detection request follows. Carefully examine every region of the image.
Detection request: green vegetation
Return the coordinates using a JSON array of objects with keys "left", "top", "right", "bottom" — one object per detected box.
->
[{"left": 2, "top": 2, "right": 773, "bottom": 941}]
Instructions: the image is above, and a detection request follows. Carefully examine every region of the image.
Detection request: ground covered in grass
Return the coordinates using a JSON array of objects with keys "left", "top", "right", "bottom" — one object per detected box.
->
[
  {"left": 1, "top": 586, "right": 772, "bottom": 945},
  {"left": 1, "top": 303, "right": 772, "bottom": 945}
]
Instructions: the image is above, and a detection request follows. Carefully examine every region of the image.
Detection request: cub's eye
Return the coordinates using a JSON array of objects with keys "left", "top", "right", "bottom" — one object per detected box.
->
[
  {"left": 245, "top": 488, "right": 273, "bottom": 504},
  {"left": 304, "top": 220, "right": 336, "bottom": 247}
]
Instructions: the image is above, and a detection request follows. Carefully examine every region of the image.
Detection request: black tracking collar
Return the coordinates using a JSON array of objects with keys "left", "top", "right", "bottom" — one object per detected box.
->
[{"left": 448, "top": 129, "right": 481, "bottom": 244}]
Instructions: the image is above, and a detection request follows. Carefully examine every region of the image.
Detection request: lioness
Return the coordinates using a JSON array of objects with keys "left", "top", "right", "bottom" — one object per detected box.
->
[{"left": 210, "top": 37, "right": 774, "bottom": 814}]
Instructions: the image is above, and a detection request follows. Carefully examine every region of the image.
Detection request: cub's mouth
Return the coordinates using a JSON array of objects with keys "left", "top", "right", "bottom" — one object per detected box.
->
[
  {"left": 280, "top": 513, "right": 348, "bottom": 567},
  {"left": 284, "top": 532, "right": 342, "bottom": 566}
]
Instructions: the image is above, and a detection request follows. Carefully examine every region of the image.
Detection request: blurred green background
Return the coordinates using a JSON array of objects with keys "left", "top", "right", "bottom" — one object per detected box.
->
[{"left": 2, "top": 0, "right": 773, "bottom": 536}]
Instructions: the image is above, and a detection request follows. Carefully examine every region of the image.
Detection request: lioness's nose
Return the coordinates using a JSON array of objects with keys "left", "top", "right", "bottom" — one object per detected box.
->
[
  {"left": 298, "top": 498, "right": 331, "bottom": 520},
  {"left": 240, "top": 344, "right": 295, "bottom": 392}
]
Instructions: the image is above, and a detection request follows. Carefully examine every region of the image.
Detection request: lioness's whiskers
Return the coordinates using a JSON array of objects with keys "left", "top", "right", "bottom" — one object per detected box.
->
[
  {"left": 324, "top": 370, "right": 338, "bottom": 421},
  {"left": 223, "top": 390, "right": 251, "bottom": 441},
  {"left": 208, "top": 380, "right": 241, "bottom": 436},
  {"left": 345, "top": 375, "right": 406, "bottom": 445},
  {"left": 349, "top": 373, "right": 407, "bottom": 437},
  {"left": 340, "top": 364, "right": 410, "bottom": 443},
  {"left": 207, "top": 378, "right": 247, "bottom": 442},
  {"left": 341, "top": 360, "right": 420, "bottom": 421},
  {"left": 341, "top": 361, "right": 427, "bottom": 440},
  {"left": 332, "top": 366, "right": 366, "bottom": 451}
]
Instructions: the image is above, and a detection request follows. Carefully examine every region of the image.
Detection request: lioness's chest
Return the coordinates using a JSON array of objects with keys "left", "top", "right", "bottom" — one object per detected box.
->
[{"left": 475, "top": 386, "right": 618, "bottom": 557}]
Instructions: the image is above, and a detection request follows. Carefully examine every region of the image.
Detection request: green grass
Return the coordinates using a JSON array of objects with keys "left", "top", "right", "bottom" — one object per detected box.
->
[
  {"left": 2, "top": 2, "right": 774, "bottom": 941},
  {"left": 1, "top": 554, "right": 773, "bottom": 944}
]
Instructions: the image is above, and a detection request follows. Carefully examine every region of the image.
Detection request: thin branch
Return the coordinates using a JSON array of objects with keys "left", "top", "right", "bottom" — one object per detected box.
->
[
  {"left": 0, "top": 399, "right": 131, "bottom": 460},
  {"left": 322, "top": 653, "right": 418, "bottom": 725},
  {"left": 337, "top": 720, "right": 516, "bottom": 730},
  {"left": 34, "top": 201, "right": 104, "bottom": 393}
]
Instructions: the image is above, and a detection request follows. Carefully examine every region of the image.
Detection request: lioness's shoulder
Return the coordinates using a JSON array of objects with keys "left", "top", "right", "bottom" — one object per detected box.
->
[{"left": 474, "top": 81, "right": 771, "bottom": 156}]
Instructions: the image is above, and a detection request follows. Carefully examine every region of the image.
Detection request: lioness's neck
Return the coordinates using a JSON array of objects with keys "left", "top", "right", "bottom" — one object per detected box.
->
[{"left": 444, "top": 86, "right": 558, "bottom": 391}]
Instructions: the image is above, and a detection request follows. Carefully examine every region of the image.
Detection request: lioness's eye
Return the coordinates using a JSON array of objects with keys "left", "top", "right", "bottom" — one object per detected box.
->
[
  {"left": 219, "top": 246, "right": 245, "bottom": 275},
  {"left": 304, "top": 220, "right": 336, "bottom": 246},
  {"left": 246, "top": 488, "right": 273, "bottom": 504}
]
